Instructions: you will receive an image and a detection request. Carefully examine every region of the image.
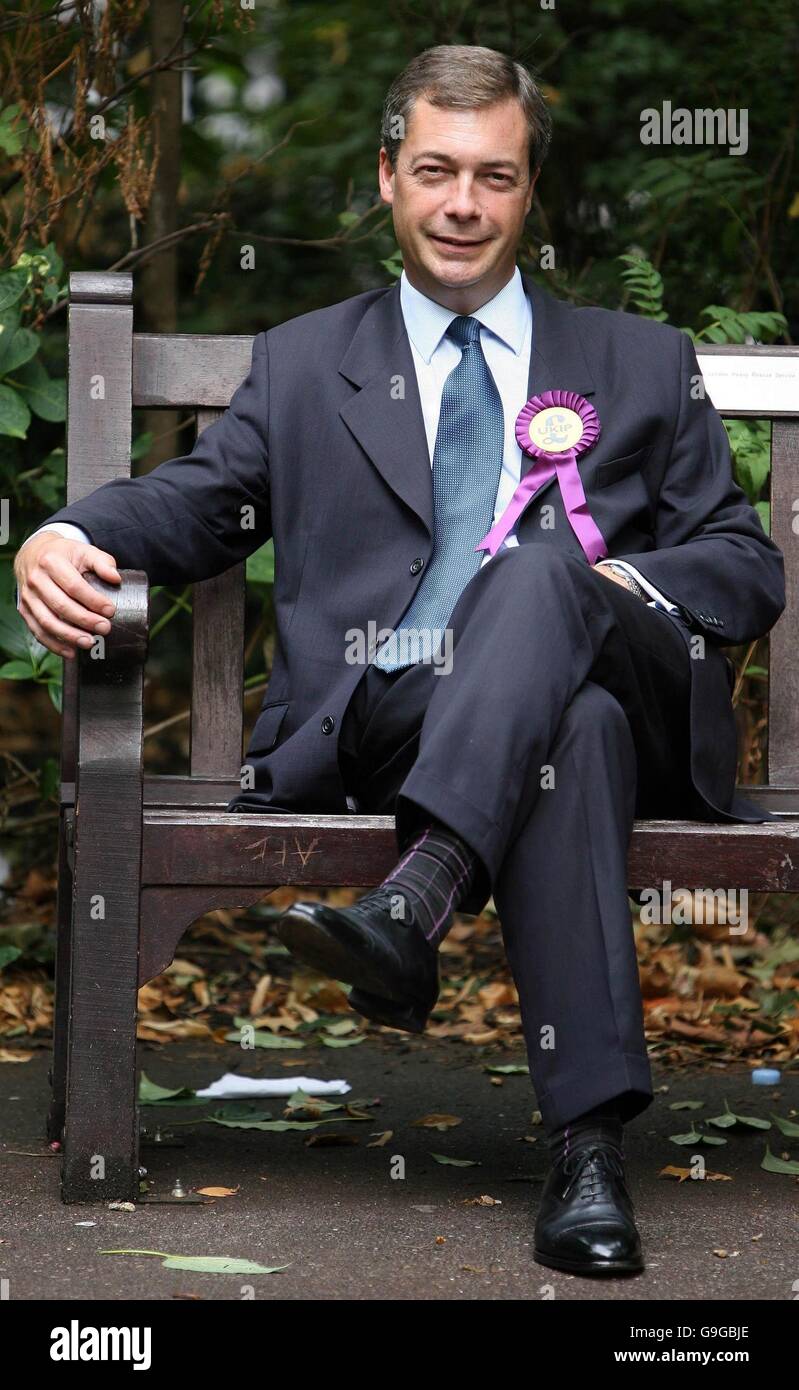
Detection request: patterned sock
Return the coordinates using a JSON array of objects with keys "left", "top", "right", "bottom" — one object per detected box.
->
[
  {"left": 374, "top": 818, "right": 481, "bottom": 947},
  {"left": 546, "top": 1098, "right": 625, "bottom": 1168}
]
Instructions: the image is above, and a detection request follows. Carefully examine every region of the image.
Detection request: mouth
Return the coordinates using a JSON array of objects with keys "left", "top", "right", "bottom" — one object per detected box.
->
[{"left": 429, "top": 234, "right": 489, "bottom": 252}]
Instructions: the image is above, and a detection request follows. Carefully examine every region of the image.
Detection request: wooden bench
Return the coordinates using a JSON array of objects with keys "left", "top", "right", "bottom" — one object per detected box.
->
[{"left": 47, "top": 271, "right": 799, "bottom": 1203}]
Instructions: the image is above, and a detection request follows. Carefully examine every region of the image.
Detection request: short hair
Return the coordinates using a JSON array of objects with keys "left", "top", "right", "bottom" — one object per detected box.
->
[{"left": 381, "top": 44, "right": 553, "bottom": 178}]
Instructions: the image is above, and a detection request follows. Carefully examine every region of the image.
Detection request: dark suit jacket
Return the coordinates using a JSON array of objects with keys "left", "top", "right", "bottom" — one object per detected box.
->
[{"left": 41, "top": 273, "right": 786, "bottom": 822}]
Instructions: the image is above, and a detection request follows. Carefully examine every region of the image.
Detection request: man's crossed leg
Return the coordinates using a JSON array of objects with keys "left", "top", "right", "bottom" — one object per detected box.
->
[{"left": 276, "top": 545, "right": 701, "bottom": 1274}]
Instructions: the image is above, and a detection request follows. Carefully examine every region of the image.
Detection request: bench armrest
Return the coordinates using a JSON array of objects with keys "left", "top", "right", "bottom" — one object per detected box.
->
[{"left": 82, "top": 569, "right": 150, "bottom": 668}]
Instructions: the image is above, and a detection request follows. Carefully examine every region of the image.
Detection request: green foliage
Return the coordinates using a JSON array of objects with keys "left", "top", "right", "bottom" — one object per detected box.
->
[
  {"left": 0, "top": 247, "right": 67, "bottom": 539},
  {"left": 619, "top": 253, "right": 787, "bottom": 346},
  {"left": 0, "top": 104, "right": 33, "bottom": 158},
  {"left": 692, "top": 306, "right": 788, "bottom": 346},
  {"left": 380, "top": 250, "right": 403, "bottom": 281},
  {"left": 725, "top": 420, "right": 772, "bottom": 508},
  {"left": 0, "top": 248, "right": 70, "bottom": 721},
  {"left": 617, "top": 253, "right": 783, "bottom": 523},
  {"left": 246, "top": 540, "right": 275, "bottom": 585},
  {"left": 618, "top": 253, "right": 667, "bottom": 321},
  {"left": 0, "top": 595, "right": 63, "bottom": 711}
]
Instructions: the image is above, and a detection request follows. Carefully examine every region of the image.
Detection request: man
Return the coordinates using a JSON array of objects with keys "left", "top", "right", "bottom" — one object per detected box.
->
[{"left": 15, "top": 46, "right": 785, "bottom": 1278}]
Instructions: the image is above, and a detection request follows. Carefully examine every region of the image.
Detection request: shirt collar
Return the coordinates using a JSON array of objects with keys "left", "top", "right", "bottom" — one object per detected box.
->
[{"left": 400, "top": 265, "right": 529, "bottom": 363}]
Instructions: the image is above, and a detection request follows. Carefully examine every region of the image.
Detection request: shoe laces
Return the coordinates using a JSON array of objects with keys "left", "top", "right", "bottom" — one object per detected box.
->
[
  {"left": 561, "top": 1143, "right": 625, "bottom": 1203},
  {"left": 355, "top": 883, "right": 413, "bottom": 924}
]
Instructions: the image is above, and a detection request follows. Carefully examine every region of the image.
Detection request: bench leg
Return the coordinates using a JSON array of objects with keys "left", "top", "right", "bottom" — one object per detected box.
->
[
  {"left": 60, "top": 821, "right": 141, "bottom": 1204},
  {"left": 46, "top": 808, "right": 74, "bottom": 1144},
  {"left": 58, "top": 574, "right": 147, "bottom": 1203}
]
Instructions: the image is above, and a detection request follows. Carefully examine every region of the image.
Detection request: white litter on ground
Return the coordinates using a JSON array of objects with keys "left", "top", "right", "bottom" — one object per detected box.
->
[{"left": 195, "top": 1072, "right": 351, "bottom": 1100}]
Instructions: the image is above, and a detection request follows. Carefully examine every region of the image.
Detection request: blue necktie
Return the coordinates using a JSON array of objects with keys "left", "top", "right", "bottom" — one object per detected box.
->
[{"left": 372, "top": 315, "right": 505, "bottom": 670}]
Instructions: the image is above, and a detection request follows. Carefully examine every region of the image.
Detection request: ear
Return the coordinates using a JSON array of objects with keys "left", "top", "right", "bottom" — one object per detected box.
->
[
  {"left": 378, "top": 147, "right": 395, "bottom": 205},
  {"left": 525, "top": 167, "right": 540, "bottom": 214}
]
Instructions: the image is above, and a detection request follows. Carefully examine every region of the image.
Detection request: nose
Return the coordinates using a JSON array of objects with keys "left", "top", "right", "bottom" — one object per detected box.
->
[{"left": 441, "top": 172, "right": 481, "bottom": 221}]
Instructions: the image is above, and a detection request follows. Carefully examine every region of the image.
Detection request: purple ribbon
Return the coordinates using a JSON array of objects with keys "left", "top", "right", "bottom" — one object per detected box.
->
[{"left": 475, "top": 389, "right": 608, "bottom": 566}]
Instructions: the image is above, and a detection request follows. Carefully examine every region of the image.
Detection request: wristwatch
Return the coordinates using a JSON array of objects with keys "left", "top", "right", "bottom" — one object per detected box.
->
[{"left": 598, "top": 561, "right": 647, "bottom": 600}]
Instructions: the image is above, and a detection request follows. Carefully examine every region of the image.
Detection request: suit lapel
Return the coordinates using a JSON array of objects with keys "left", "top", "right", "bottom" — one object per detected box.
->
[
  {"left": 338, "top": 284, "right": 434, "bottom": 539},
  {"left": 337, "top": 271, "right": 597, "bottom": 539},
  {"left": 518, "top": 274, "right": 597, "bottom": 514},
  {"left": 521, "top": 273, "right": 595, "bottom": 401}
]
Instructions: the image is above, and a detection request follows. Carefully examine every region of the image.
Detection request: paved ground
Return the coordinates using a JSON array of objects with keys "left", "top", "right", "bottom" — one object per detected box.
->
[{"left": 1, "top": 1037, "right": 797, "bottom": 1301}]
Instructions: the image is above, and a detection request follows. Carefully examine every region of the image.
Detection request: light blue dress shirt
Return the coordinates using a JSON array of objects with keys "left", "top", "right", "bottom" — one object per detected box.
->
[{"left": 398, "top": 267, "right": 675, "bottom": 607}]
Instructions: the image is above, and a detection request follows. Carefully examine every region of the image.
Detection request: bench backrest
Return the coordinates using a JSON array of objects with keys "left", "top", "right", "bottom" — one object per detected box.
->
[{"left": 60, "top": 271, "right": 799, "bottom": 800}]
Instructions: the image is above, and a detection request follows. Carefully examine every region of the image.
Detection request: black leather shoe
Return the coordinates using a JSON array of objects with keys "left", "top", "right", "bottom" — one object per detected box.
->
[
  {"left": 534, "top": 1141, "right": 644, "bottom": 1276},
  {"left": 275, "top": 886, "right": 439, "bottom": 1034}
]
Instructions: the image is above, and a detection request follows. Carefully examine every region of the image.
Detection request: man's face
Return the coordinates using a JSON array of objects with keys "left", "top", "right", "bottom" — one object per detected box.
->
[{"left": 378, "top": 95, "right": 537, "bottom": 311}]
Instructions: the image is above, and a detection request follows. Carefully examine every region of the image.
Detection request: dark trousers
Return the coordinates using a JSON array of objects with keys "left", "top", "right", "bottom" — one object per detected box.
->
[{"left": 338, "top": 546, "right": 705, "bottom": 1130}]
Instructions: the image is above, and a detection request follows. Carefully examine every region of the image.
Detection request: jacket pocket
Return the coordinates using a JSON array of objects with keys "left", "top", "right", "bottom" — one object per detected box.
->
[
  {"left": 247, "top": 700, "right": 290, "bottom": 754},
  {"left": 594, "top": 445, "right": 653, "bottom": 489}
]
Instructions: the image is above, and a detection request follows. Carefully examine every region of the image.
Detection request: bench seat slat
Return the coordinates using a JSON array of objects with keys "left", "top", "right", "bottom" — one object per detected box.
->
[{"left": 133, "top": 811, "right": 799, "bottom": 892}]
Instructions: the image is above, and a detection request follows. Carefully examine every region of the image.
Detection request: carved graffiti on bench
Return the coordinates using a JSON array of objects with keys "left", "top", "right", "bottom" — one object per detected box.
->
[{"left": 245, "top": 834, "right": 322, "bottom": 868}]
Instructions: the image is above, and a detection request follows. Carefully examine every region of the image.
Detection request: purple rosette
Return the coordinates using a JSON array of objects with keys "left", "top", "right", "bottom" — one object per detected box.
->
[{"left": 477, "top": 389, "right": 608, "bottom": 565}]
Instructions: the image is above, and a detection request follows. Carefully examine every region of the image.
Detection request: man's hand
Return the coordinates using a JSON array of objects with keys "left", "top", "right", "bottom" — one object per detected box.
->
[{"left": 14, "top": 532, "right": 121, "bottom": 660}]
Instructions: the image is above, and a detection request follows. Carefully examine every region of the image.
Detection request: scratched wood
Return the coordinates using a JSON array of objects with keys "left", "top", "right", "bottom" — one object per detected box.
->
[{"left": 137, "top": 811, "right": 799, "bottom": 892}]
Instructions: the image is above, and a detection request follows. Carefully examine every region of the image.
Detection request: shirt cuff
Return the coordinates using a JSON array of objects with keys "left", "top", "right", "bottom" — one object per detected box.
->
[
  {"left": 21, "top": 522, "right": 92, "bottom": 547},
  {"left": 604, "top": 560, "right": 679, "bottom": 613}
]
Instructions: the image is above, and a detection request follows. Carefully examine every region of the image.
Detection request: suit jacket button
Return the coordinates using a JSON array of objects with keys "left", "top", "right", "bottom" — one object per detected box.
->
[
  {"left": 321, "top": 715, "right": 335, "bottom": 735},
  {"left": 410, "top": 558, "right": 424, "bottom": 574}
]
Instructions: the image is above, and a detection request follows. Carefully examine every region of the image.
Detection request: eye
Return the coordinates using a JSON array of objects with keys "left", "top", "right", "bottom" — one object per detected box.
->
[{"left": 486, "top": 172, "right": 512, "bottom": 184}]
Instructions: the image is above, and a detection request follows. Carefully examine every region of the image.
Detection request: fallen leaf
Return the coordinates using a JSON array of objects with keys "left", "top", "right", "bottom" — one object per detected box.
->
[
  {"left": 477, "top": 982, "right": 518, "bottom": 1010},
  {"left": 708, "top": 1101, "right": 770, "bottom": 1131},
  {"left": 248, "top": 974, "right": 274, "bottom": 1016},
  {"left": 770, "top": 1112, "right": 799, "bottom": 1136},
  {"left": 483, "top": 1063, "right": 529, "bottom": 1076},
  {"left": 670, "top": 1128, "right": 727, "bottom": 1146},
  {"left": 165, "top": 958, "right": 206, "bottom": 980},
  {"left": 659, "top": 1165, "right": 732, "bottom": 1183},
  {"left": 223, "top": 1029, "right": 304, "bottom": 1049},
  {"left": 430, "top": 1153, "right": 479, "bottom": 1167},
  {"left": 323, "top": 1018, "right": 358, "bottom": 1036},
  {"left": 761, "top": 1145, "right": 799, "bottom": 1174},
  {"left": 413, "top": 1113, "right": 462, "bottom": 1131},
  {"left": 100, "top": 1249, "right": 288, "bottom": 1274}
]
